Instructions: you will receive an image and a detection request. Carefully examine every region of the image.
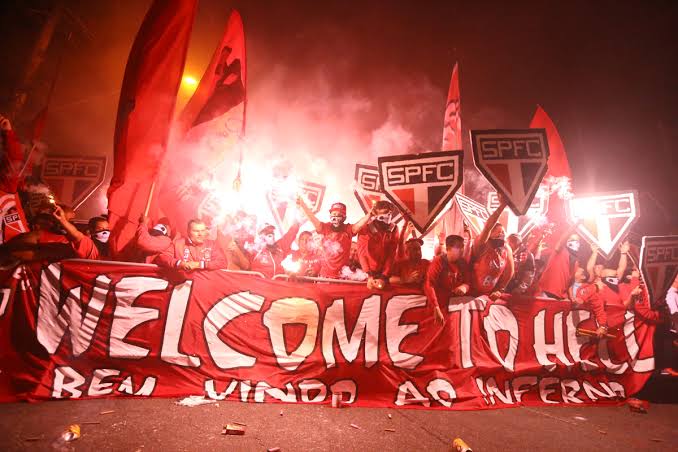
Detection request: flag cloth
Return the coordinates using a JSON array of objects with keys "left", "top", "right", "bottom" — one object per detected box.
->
[
  {"left": 107, "top": 0, "right": 198, "bottom": 258},
  {"left": 440, "top": 63, "right": 465, "bottom": 237},
  {"left": 529, "top": 106, "right": 573, "bottom": 246},
  {"left": 529, "top": 105, "right": 572, "bottom": 180},
  {"left": 157, "top": 9, "right": 247, "bottom": 233}
]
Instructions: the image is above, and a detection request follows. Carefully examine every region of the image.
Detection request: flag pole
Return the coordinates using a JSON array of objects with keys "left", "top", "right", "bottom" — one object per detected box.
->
[{"left": 144, "top": 180, "right": 156, "bottom": 217}]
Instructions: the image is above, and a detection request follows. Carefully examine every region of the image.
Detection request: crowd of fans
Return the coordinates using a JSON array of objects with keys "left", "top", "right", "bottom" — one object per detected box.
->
[{"left": 0, "top": 112, "right": 676, "bottom": 374}]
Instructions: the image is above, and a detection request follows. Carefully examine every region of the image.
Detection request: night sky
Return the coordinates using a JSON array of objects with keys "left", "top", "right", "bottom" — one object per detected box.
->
[{"left": 1, "top": 0, "right": 676, "bottom": 237}]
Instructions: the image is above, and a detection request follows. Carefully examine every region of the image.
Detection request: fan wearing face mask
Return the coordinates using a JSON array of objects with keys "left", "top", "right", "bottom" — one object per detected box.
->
[
  {"left": 126, "top": 215, "right": 173, "bottom": 263},
  {"left": 297, "top": 197, "right": 371, "bottom": 279},
  {"left": 470, "top": 196, "right": 514, "bottom": 300},
  {"left": 537, "top": 220, "right": 584, "bottom": 299},
  {"left": 574, "top": 267, "right": 644, "bottom": 338},
  {"left": 356, "top": 200, "right": 400, "bottom": 290},
  {"left": 249, "top": 221, "right": 301, "bottom": 279},
  {"left": 586, "top": 241, "right": 630, "bottom": 284},
  {"left": 48, "top": 205, "right": 107, "bottom": 260}
]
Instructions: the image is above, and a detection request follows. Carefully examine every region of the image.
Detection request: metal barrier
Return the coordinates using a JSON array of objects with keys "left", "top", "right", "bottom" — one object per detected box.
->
[
  {"left": 272, "top": 274, "right": 366, "bottom": 285},
  {"left": 63, "top": 259, "right": 159, "bottom": 268},
  {"left": 223, "top": 269, "right": 267, "bottom": 279}
]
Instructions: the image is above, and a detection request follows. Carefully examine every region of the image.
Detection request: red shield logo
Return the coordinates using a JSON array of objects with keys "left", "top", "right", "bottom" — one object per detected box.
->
[
  {"left": 40, "top": 156, "right": 107, "bottom": 209},
  {"left": 640, "top": 235, "right": 678, "bottom": 303},
  {"left": 471, "top": 129, "right": 549, "bottom": 215},
  {"left": 267, "top": 181, "right": 325, "bottom": 231},
  {"left": 455, "top": 193, "right": 489, "bottom": 236},
  {"left": 0, "top": 192, "right": 29, "bottom": 244},
  {"left": 487, "top": 186, "right": 550, "bottom": 239},
  {"left": 378, "top": 151, "right": 463, "bottom": 234},
  {"left": 568, "top": 191, "right": 639, "bottom": 260},
  {"left": 353, "top": 164, "right": 403, "bottom": 223}
]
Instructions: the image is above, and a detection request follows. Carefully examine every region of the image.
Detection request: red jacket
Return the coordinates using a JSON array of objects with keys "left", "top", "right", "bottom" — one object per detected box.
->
[
  {"left": 249, "top": 223, "right": 300, "bottom": 278},
  {"left": 539, "top": 247, "right": 579, "bottom": 298},
  {"left": 155, "top": 237, "right": 227, "bottom": 270},
  {"left": 357, "top": 222, "right": 399, "bottom": 277},
  {"left": 290, "top": 249, "right": 322, "bottom": 277},
  {"left": 131, "top": 224, "right": 172, "bottom": 263},
  {"left": 471, "top": 242, "right": 509, "bottom": 295},
  {"left": 424, "top": 255, "right": 470, "bottom": 310}
]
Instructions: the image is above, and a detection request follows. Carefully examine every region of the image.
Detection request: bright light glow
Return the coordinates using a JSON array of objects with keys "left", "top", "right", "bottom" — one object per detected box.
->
[
  {"left": 182, "top": 75, "right": 198, "bottom": 87},
  {"left": 281, "top": 255, "right": 301, "bottom": 274}
]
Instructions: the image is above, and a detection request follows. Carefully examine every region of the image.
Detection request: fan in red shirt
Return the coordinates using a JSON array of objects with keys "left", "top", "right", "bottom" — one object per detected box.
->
[
  {"left": 574, "top": 268, "right": 643, "bottom": 337},
  {"left": 537, "top": 222, "right": 582, "bottom": 299},
  {"left": 390, "top": 237, "right": 430, "bottom": 287},
  {"left": 297, "top": 197, "right": 370, "bottom": 279},
  {"left": 424, "top": 234, "right": 471, "bottom": 325},
  {"left": 470, "top": 197, "right": 514, "bottom": 299},
  {"left": 156, "top": 218, "right": 227, "bottom": 271},
  {"left": 287, "top": 230, "right": 322, "bottom": 277},
  {"left": 357, "top": 200, "right": 400, "bottom": 290},
  {"left": 248, "top": 222, "right": 300, "bottom": 278}
]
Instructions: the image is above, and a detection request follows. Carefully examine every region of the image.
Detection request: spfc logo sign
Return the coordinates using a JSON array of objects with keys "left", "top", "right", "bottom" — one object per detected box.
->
[
  {"left": 487, "top": 187, "right": 549, "bottom": 239},
  {"left": 471, "top": 129, "right": 549, "bottom": 216},
  {"left": 569, "top": 191, "right": 639, "bottom": 260},
  {"left": 455, "top": 193, "right": 489, "bottom": 236},
  {"left": 640, "top": 236, "right": 678, "bottom": 303},
  {"left": 40, "top": 156, "right": 107, "bottom": 209},
  {"left": 378, "top": 151, "right": 463, "bottom": 234},
  {"left": 353, "top": 164, "right": 402, "bottom": 223},
  {"left": 267, "top": 181, "right": 325, "bottom": 231}
]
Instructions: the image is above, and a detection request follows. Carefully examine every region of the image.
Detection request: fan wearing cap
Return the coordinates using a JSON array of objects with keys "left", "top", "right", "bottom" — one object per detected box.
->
[
  {"left": 470, "top": 196, "right": 514, "bottom": 299},
  {"left": 424, "top": 235, "right": 471, "bottom": 325},
  {"left": 249, "top": 221, "right": 301, "bottom": 278},
  {"left": 297, "top": 197, "right": 371, "bottom": 279},
  {"left": 357, "top": 200, "right": 400, "bottom": 290},
  {"left": 156, "top": 218, "right": 227, "bottom": 271},
  {"left": 129, "top": 215, "right": 173, "bottom": 263}
]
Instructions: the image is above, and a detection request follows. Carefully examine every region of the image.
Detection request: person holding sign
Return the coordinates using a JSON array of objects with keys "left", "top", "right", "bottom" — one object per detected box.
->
[{"left": 470, "top": 196, "right": 514, "bottom": 299}]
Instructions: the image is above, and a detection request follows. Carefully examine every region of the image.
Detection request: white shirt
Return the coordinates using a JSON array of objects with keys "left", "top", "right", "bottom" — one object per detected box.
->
[{"left": 666, "top": 287, "right": 678, "bottom": 315}]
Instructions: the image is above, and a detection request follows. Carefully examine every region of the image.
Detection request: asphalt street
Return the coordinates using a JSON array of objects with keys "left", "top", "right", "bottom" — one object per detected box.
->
[{"left": 1, "top": 394, "right": 676, "bottom": 451}]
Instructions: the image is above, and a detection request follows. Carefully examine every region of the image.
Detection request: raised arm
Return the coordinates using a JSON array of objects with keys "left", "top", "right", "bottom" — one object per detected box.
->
[
  {"left": 586, "top": 243, "right": 599, "bottom": 283},
  {"left": 616, "top": 241, "right": 630, "bottom": 279},
  {"left": 476, "top": 198, "right": 507, "bottom": 246},
  {"left": 53, "top": 205, "right": 85, "bottom": 243},
  {"left": 351, "top": 210, "right": 372, "bottom": 235},
  {"left": 296, "top": 196, "right": 322, "bottom": 232}
]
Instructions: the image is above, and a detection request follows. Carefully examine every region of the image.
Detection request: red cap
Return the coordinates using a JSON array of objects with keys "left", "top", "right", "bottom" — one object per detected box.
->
[{"left": 329, "top": 202, "right": 347, "bottom": 215}]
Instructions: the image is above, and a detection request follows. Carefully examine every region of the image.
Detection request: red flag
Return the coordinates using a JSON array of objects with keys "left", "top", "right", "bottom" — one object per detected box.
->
[
  {"left": 529, "top": 105, "right": 572, "bottom": 180},
  {"left": 529, "top": 106, "right": 573, "bottom": 245},
  {"left": 107, "top": 0, "right": 198, "bottom": 258},
  {"left": 441, "top": 63, "right": 462, "bottom": 151},
  {"left": 440, "top": 63, "right": 465, "bottom": 237},
  {"left": 158, "top": 9, "right": 247, "bottom": 231}
]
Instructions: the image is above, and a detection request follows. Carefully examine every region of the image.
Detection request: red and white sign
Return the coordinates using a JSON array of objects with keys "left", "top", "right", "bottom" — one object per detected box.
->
[
  {"left": 569, "top": 191, "right": 639, "bottom": 260},
  {"left": 41, "top": 155, "right": 107, "bottom": 209},
  {"left": 0, "top": 261, "right": 654, "bottom": 408},
  {"left": 0, "top": 191, "right": 29, "bottom": 244},
  {"left": 353, "top": 164, "right": 402, "bottom": 223},
  {"left": 640, "top": 235, "right": 678, "bottom": 304},
  {"left": 454, "top": 193, "right": 489, "bottom": 236},
  {"left": 379, "top": 151, "right": 463, "bottom": 235},
  {"left": 487, "top": 187, "right": 550, "bottom": 239},
  {"left": 471, "top": 129, "right": 549, "bottom": 216}
]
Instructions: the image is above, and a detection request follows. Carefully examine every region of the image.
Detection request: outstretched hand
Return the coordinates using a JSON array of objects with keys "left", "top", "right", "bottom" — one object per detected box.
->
[{"left": 0, "top": 114, "right": 11, "bottom": 131}]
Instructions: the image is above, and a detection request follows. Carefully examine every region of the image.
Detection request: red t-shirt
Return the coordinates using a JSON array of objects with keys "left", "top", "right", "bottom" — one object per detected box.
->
[
  {"left": 318, "top": 222, "right": 354, "bottom": 278},
  {"left": 424, "top": 255, "right": 470, "bottom": 309},
  {"left": 392, "top": 258, "right": 430, "bottom": 286},
  {"left": 291, "top": 250, "right": 322, "bottom": 277},
  {"left": 357, "top": 223, "right": 399, "bottom": 277},
  {"left": 539, "top": 248, "right": 579, "bottom": 298},
  {"left": 471, "top": 243, "right": 508, "bottom": 295}
]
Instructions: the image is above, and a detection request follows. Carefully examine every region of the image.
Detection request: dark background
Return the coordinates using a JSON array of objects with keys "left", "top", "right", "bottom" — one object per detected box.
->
[{"left": 1, "top": 0, "right": 676, "bottom": 236}]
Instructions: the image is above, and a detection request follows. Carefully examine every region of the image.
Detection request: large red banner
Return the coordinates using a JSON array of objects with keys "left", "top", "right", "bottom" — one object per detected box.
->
[{"left": 0, "top": 262, "right": 654, "bottom": 409}]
